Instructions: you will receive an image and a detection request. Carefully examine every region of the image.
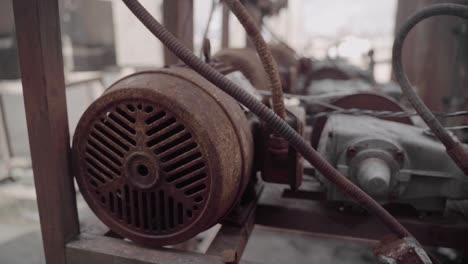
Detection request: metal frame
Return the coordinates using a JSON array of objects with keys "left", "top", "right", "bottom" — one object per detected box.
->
[{"left": 12, "top": 0, "right": 468, "bottom": 263}]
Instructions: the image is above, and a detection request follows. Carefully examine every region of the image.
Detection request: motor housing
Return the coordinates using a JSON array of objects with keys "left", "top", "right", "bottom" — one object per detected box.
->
[{"left": 72, "top": 67, "right": 254, "bottom": 246}]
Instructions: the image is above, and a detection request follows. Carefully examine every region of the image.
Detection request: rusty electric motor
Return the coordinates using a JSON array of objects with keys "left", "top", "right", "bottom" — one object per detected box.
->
[{"left": 72, "top": 67, "right": 254, "bottom": 246}]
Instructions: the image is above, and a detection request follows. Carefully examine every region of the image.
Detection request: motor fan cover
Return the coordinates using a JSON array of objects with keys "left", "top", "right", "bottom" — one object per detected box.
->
[{"left": 72, "top": 67, "right": 254, "bottom": 246}]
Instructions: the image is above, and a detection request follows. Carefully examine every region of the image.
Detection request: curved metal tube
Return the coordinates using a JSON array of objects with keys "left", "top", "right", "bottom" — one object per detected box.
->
[
  {"left": 393, "top": 3, "right": 468, "bottom": 175},
  {"left": 224, "top": 0, "right": 287, "bottom": 119},
  {"left": 121, "top": 0, "right": 411, "bottom": 239}
]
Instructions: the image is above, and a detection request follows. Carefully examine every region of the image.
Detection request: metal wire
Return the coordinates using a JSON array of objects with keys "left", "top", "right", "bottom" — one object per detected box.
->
[
  {"left": 314, "top": 109, "right": 468, "bottom": 119},
  {"left": 122, "top": 0, "right": 412, "bottom": 239},
  {"left": 224, "top": 0, "right": 287, "bottom": 119},
  {"left": 257, "top": 90, "right": 468, "bottom": 119},
  {"left": 393, "top": 3, "right": 468, "bottom": 176},
  {"left": 199, "top": 0, "right": 219, "bottom": 57}
]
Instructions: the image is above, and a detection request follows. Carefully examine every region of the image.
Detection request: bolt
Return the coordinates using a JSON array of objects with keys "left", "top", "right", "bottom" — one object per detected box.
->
[
  {"left": 395, "top": 150, "right": 405, "bottom": 162},
  {"left": 347, "top": 146, "right": 357, "bottom": 157}
]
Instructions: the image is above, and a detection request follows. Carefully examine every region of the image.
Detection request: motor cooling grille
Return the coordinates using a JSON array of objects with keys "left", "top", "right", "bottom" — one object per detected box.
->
[{"left": 81, "top": 101, "right": 210, "bottom": 234}]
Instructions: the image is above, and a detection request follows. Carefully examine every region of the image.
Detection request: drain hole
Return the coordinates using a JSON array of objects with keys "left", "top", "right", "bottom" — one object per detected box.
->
[
  {"left": 160, "top": 142, "right": 197, "bottom": 163},
  {"left": 147, "top": 125, "right": 185, "bottom": 148},
  {"left": 145, "top": 106, "right": 154, "bottom": 113},
  {"left": 95, "top": 124, "right": 130, "bottom": 151},
  {"left": 90, "top": 179, "right": 98, "bottom": 187},
  {"left": 176, "top": 173, "right": 206, "bottom": 189},
  {"left": 103, "top": 121, "right": 136, "bottom": 146},
  {"left": 166, "top": 163, "right": 205, "bottom": 183},
  {"left": 177, "top": 203, "right": 183, "bottom": 225},
  {"left": 133, "top": 190, "right": 140, "bottom": 228},
  {"left": 127, "top": 104, "right": 136, "bottom": 112},
  {"left": 164, "top": 153, "right": 202, "bottom": 172},
  {"left": 168, "top": 197, "right": 175, "bottom": 229},
  {"left": 137, "top": 164, "right": 149, "bottom": 177},
  {"left": 86, "top": 169, "right": 106, "bottom": 184},
  {"left": 109, "top": 113, "right": 136, "bottom": 135},
  {"left": 125, "top": 185, "right": 131, "bottom": 224},
  {"left": 146, "top": 111, "right": 166, "bottom": 125},
  {"left": 159, "top": 191, "right": 166, "bottom": 230},
  {"left": 153, "top": 133, "right": 192, "bottom": 152},
  {"left": 150, "top": 192, "right": 157, "bottom": 230},
  {"left": 116, "top": 107, "right": 136, "bottom": 123},
  {"left": 86, "top": 159, "right": 111, "bottom": 181},
  {"left": 142, "top": 192, "right": 149, "bottom": 229},
  {"left": 109, "top": 193, "right": 115, "bottom": 213},
  {"left": 88, "top": 140, "right": 122, "bottom": 166},
  {"left": 117, "top": 191, "right": 123, "bottom": 220},
  {"left": 184, "top": 184, "right": 206, "bottom": 196},
  {"left": 146, "top": 117, "right": 177, "bottom": 136},
  {"left": 90, "top": 132, "right": 124, "bottom": 157},
  {"left": 86, "top": 148, "right": 119, "bottom": 176}
]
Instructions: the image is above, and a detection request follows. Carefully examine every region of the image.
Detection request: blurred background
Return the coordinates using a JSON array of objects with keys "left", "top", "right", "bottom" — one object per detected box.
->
[{"left": 1, "top": 0, "right": 467, "bottom": 263}]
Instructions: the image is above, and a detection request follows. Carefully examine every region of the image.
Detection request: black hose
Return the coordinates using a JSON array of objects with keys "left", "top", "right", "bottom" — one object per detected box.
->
[
  {"left": 121, "top": 0, "right": 411, "bottom": 239},
  {"left": 393, "top": 3, "right": 468, "bottom": 175}
]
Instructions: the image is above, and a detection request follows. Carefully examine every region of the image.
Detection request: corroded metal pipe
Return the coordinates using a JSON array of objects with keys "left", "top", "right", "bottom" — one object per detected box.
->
[
  {"left": 393, "top": 3, "right": 468, "bottom": 175},
  {"left": 223, "top": 0, "right": 287, "bottom": 119}
]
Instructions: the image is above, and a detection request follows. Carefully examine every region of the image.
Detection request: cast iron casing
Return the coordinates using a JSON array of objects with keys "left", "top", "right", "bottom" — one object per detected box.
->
[
  {"left": 72, "top": 67, "right": 254, "bottom": 246},
  {"left": 317, "top": 114, "right": 468, "bottom": 212}
]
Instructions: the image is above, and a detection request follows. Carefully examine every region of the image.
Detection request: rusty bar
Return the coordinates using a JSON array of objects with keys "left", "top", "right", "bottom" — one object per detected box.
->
[
  {"left": 12, "top": 0, "right": 80, "bottom": 263},
  {"left": 244, "top": 2, "right": 262, "bottom": 49},
  {"left": 163, "top": 0, "right": 194, "bottom": 65},
  {"left": 256, "top": 186, "right": 468, "bottom": 249},
  {"left": 66, "top": 233, "right": 260, "bottom": 264},
  {"left": 206, "top": 204, "right": 256, "bottom": 259},
  {"left": 221, "top": 4, "right": 230, "bottom": 48}
]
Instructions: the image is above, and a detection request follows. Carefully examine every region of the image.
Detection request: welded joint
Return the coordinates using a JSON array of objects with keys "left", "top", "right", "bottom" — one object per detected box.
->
[{"left": 373, "top": 236, "right": 432, "bottom": 264}]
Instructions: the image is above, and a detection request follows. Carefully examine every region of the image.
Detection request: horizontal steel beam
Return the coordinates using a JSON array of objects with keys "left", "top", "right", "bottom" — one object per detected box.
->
[{"left": 255, "top": 185, "right": 468, "bottom": 249}]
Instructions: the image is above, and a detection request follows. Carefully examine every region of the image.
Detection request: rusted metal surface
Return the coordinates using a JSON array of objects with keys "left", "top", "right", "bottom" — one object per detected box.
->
[
  {"left": 310, "top": 93, "right": 414, "bottom": 149},
  {"left": 268, "top": 44, "right": 299, "bottom": 94},
  {"left": 256, "top": 184, "right": 468, "bottom": 250},
  {"left": 72, "top": 67, "right": 254, "bottom": 247},
  {"left": 221, "top": 4, "right": 230, "bottom": 49},
  {"left": 214, "top": 48, "right": 271, "bottom": 91},
  {"left": 225, "top": 0, "right": 287, "bottom": 119},
  {"left": 163, "top": 0, "right": 194, "bottom": 65},
  {"left": 66, "top": 233, "right": 260, "bottom": 264},
  {"left": 13, "top": 0, "right": 80, "bottom": 263},
  {"left": 373, "top": 236, "right": 432, "bottom": 264},
  {"left": 260, "top": 107, "right": 305, "bottom": 189},
  {"left": 206, "top": 197, "right": 257, "bottom": 262}
]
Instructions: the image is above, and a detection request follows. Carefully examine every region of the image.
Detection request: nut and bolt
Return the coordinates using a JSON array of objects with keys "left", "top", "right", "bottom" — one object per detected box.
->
[{"left": 347, "top": 146, "right": 357, "bottom": 157}]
